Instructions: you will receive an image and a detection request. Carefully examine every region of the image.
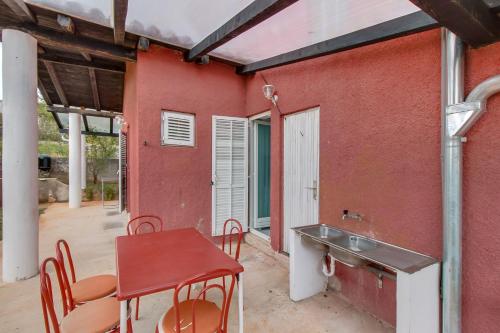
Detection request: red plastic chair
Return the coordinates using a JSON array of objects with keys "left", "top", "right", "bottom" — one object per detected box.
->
[
  {"left": 56, "top": 239, "right": 117, "bottom": 309},
  {"left": 155, "top": 269, "right": 236, "bottom": 333},
  {"left": 221, "top": 218, "right": 243, "bottom": 262},
  {"left": 40, "top": 257, "right": 132, "bottom": 333},
  {"left": 127, "top": 215, "right": 163, "bottom": 236},
  {"left": 126, "top": 214, "right": 164, "bottom": 320}
]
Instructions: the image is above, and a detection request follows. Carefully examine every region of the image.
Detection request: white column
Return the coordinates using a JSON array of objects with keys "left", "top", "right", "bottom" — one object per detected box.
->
[
  {"left": 81, "top": 135, "right": 86, "bottom": 190},
  {"left": 2, "top": 29, "right": 39, "bottom": 282},
  {"left": 69, "top": 113, "right": 82, "bottom": 208}
]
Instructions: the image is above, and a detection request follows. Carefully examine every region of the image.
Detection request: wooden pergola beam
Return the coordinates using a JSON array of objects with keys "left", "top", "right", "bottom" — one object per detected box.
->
[
  {"left": 113, "top": 0, "right": 128, "bottom": 45},
  {"left": 2, "top": 0, "right": 36, "bottom": 23},
  {"left": 80, "top": 52, "right": 92, "bottom": 61},
  {"left": 39, "top": 54, "right": 125, "bottom": 73},
  {"left": 10, "top": 23, "right": 136, "bottom": 62},
  {"left": 43, "top": 60, "right": 69, "bottom": 106},
  {"left": 186, "top": 0, "right": 298, "bottom": 62},
  {"left": 38, "top": 78, "right": 53, "bottom": 105},
  {"left": 237, "top": 11, "right": 438, "bottom": 74},
  {"left": 88, "top": 68, "right": 101, "bottom": 111},
  {"left": 48, "top": 105, "right": 120, "bottom": 118},
  {"left": 409, "top": 0, "right": 500, "bottom": 47}
]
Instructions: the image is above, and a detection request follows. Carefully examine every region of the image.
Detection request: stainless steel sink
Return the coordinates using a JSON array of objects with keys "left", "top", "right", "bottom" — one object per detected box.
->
[
  {"left": 341, "top": 235, "right": 378, "bottom": 252},
  {"left": 292, "top": 224, "right": 438, "bottom": 273},
  {"left": 300, "top": 225, "right": 344, "bottom": 240}
]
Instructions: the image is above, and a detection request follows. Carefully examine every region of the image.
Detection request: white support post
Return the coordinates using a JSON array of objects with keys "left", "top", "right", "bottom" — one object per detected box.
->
[
  {"left": 396, "top": 263, "right": 440, "bottom": 333},
  {"left": 81, "top": 134, "right": 86, "bottom": 190},
  {"left": 2, "top": 29, "right": 39, "bottom": 282},
  {"left": 289, "top": 229, "right": 327, "bottom": 301},
  {"left": 69, "top": 113, "right": 82, "bottom": 208}
]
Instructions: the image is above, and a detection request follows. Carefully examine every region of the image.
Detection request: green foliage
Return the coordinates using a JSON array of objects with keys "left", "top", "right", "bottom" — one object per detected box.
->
[
  {"left": 38, "top": 103, "right": 63, "bottom": 143},
  {"left": 38, "top": 141, "right": 69, "bottom": 157},
  {"left": 86, "top": 134, "right": 118, "bottom": 184},
  {"left": 84, "top": 186, "right": 95, "bottom": 201},
  {"left": 103, "top": 184, "right": 117, "bottom": 201}
]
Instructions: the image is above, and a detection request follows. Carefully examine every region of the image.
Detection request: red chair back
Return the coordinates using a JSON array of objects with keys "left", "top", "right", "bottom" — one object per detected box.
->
[
  {"left": 174, "top": 269, "right": 236, "bottom": 333},
  {"left": 222, "top": 218, "right": 243, "bottom": 261},
  {"left": 40, "top": 257, "right": 72, "bottom": 333},
  {"left": 55, "top": 239, "right": 77, "bottom": 310},
  {"left": 127, "top": 215, "right": 163, "bottom": 235}
]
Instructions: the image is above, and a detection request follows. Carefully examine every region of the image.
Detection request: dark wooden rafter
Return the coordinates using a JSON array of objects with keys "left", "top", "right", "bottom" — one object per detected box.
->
[
  {"left": 113, "top": 0, "right": 128, "bottom": 45},
  {"left": 39, "top": 54, "right": 125, "bottom": 73},
  {"left": 2, "top": 0, "right": 36, "bottom": 23},
  {"left": 88, "top": 68, "right": 101, "bottom": 111},
  {"left": 51, "top": 112, "right": 63, "bottom": 129},
  {"left": 59, "top": 128, "right": 118, "bottom": 137},
  {"left": 43, "top": 60, "right": 69, "bottom": 106},
  {"left": 186, "top": 0, "right": 299, "bottom": 62},
  {"left": 82, "top": 115, "right": 90, "bottom": 132},
  {"left": 237, "top": 11, "right": 439, "bottom": 74},
  {"left": 409, "top": 0, "right": 500, "bottom": 47},
  {"left": 38, "top": 78, "right": 53, "bottom": 105},
  {"left": 80, "top": 52, "right": 92, "bottom": 61},
  {"left": 10, "top": 23, "right": 136, "bottom": 62}
]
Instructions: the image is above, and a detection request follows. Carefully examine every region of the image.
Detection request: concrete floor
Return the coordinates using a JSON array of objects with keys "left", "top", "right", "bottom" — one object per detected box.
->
[{"left": 0, "top": 202, "right": 394, "bottom": 333}]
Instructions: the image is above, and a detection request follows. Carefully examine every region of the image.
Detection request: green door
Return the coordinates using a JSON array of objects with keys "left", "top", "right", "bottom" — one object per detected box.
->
[{"left": 257, "top": 124, "right": 270, "bottom": 223}]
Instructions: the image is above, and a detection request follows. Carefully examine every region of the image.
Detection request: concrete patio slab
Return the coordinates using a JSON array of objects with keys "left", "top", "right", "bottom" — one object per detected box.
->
[{"left": 0, "top": 202, "right": 394, "bottom": 332}]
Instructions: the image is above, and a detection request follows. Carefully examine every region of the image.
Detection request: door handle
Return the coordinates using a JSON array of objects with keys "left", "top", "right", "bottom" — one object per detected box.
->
[{"left": 305, "top": 180, "right": 318, "bottom": 200}]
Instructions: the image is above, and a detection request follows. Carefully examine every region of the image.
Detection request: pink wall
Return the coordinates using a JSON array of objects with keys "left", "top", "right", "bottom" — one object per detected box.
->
[
  {"left": 123, "top": 30, "right": 500, "bottom": 332},
  {"left": 245, "top": 29, "right": 500, "bottom": 331},
  {"left": 123, "top": 45, "right": 246, "bottom": 235}
]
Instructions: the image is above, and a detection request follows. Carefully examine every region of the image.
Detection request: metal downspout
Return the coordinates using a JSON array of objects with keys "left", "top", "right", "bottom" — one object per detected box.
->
[
  {"left": 442, "top": 28, "right": 500, "bottom": 333},
  {"left": 442, "top": 29, "right": 464, "bottom": 333}
]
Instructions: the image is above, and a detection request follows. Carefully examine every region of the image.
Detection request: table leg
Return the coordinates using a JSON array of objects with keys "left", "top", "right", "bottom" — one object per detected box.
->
[
  {"left": 238, "top": 272, "right": 244, "bottom": 333},
  {"left": 120, "top": 300, "right": 128, "bottom": 333}
]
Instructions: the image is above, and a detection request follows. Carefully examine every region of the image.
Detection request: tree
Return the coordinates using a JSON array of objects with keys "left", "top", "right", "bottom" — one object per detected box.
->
[
  {"left": 86, "top": 135, "right": 118, "bottom": 184},
  {"left": 38, "top": 102, "right": 62, "bottom": 142}
]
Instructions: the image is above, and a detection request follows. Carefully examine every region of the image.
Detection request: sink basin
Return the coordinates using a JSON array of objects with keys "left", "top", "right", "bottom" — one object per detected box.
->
[
  {"left": 292, "top": 224, "right": 439, "bottom": 273},
  {"left": 341, "top": 235, "right": 378, "bottom": 252},
  {"left": 302, "top": 225, "right": 343, "bottom": 240}
]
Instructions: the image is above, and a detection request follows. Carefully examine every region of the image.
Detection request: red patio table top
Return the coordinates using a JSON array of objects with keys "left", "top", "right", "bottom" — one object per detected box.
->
[{"left": 115, "top": 228, "right": 244, "bottom": 301}]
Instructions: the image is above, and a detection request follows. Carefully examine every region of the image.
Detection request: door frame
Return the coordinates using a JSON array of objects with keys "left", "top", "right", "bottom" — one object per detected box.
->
[
  {"left": 249, "top": 111, "right": 272, "bottom": 242},
  {"left": 282, "top": 107, "right": 320, "bottom": 252},
  {"left": 211, "top": 115, "right": 249, "bottom": 236}
]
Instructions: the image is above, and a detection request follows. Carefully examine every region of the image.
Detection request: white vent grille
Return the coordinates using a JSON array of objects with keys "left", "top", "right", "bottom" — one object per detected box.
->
[{"left": 161, "top": 111, "right": 195, "bottom": 146}]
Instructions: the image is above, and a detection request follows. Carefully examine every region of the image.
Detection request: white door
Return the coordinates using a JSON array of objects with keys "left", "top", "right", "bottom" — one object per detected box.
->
[
  {"left": 212, "top": 116, "right": 249, "bottom": 236},
  {"left": 283, "top": 107, "right": 320, "bottom": 252}
]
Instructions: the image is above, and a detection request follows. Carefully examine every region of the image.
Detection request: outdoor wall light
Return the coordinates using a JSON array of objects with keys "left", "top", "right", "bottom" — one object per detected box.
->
[{"left": 263, "top": 84, "right": 278, "bottom": 106}]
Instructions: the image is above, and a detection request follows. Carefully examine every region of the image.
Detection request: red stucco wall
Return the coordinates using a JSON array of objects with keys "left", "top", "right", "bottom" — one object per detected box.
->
[
  {"left": 245, "top": 29, "right": 500, "bottom": 331},
  {"left": 123, "top": 45, "right": 246, "bottom": 235},
  {"left": 123, "top": 30, "right": 500, "bottom": 332}
]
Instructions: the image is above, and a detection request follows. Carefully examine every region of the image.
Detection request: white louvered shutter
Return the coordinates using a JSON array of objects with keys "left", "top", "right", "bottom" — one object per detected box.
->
[
  {"left": 162, "top": 111, "right": 195, "bottom": 146},
  {"left": 212, "top": 116, "right": 248, "bottom": 236}
]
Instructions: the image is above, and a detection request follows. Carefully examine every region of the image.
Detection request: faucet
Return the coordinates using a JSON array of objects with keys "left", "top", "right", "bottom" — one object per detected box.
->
[{"left": 342, "top": 210, "right": 362, "bottom": 222}]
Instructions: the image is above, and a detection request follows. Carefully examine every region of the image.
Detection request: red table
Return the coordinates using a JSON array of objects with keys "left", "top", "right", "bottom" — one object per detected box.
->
[{"left": 116, "top": 228, "right": 245, "bottom": 333}]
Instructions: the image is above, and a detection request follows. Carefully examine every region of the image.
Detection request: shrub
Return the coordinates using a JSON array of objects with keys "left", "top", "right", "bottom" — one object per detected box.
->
[
  {"left": 84, "top": 187, "right": 94, "bottom": 201},
  {"left": 103, "top": 184, "right": 117, "bottom": 201}
]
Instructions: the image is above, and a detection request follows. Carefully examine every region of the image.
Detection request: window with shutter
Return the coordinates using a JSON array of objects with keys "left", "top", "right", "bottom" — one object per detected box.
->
[{"left": 161, "top": 111, "right": 195, "bottom": 147}]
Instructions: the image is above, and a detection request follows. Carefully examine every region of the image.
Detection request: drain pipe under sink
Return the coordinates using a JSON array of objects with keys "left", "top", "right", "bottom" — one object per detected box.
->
[{"left": 442, "top": 28, "right": 500, "bottom": 333}]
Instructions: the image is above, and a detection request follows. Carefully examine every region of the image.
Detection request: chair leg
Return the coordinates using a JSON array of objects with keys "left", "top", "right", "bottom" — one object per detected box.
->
[
  {"left": 135, "top": 297, "right": 140, "bottom": 320},
  {"left": 127, "top": 317, "right": 133, "bottom": 333}
]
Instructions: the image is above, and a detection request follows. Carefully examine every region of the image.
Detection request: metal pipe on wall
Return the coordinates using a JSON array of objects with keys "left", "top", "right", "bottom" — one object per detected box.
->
[
  {"left": 442, "top": 29, "right": 464, "bottom": 333},
  {"left": 442, "top": 27, "right": 500, "bottom": 333}
]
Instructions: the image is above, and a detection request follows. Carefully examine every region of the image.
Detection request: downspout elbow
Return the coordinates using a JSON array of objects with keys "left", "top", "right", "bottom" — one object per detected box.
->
[{"left": 455, "top": 75, "right": 500, "bottom": 137}]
